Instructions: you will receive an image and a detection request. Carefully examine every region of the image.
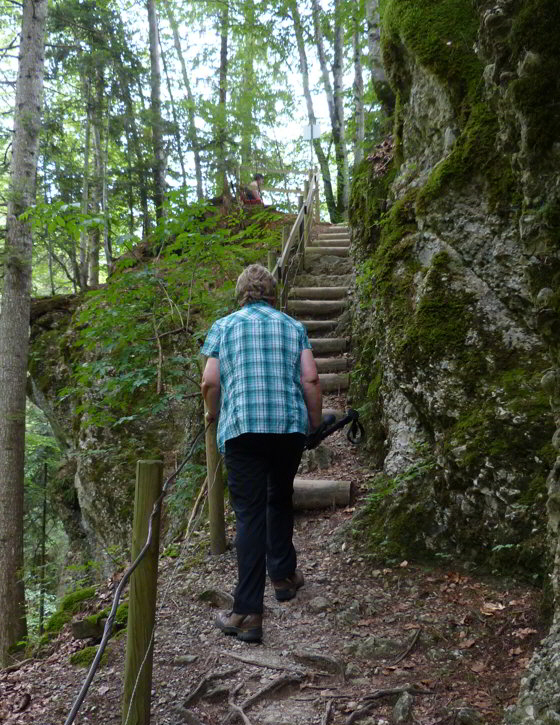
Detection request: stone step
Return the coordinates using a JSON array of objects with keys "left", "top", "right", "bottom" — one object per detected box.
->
[
  {"left": 306, "top": 246, "right": 349, "bottom": 257},
  {"left": 320, "top": 226, "right": 349, "bottom": 235},
  {"left": 310, "top": 237, "right": 350, "bottom": 247},
  {"left": 300, "top": 319, "right": 338, "bottom": 334},
  {"left": 318, "top": 372, "right": 349, "bottom": 392},
  {"left": 304, "top": 256, "right": 353, "bottom": 274},
  {"left": 287, "top": 299, "right": 347, "bottom": 316},
  {"left": 315, "top": 356, "right": 350, "bottom": 373},
  {"left": 289, "top": 286, "right": 348, "bottom": 300},
  {"left": 310, "top": 337, "right": 348, "bottom": 354},
  {"left": 294, "top": 274, "right": 352, "bottom": 287}
]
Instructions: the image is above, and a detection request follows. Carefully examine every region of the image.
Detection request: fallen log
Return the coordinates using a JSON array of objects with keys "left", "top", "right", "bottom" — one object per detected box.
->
[{"left": 293, "top": 479, "right": 351, "bottom": 510}]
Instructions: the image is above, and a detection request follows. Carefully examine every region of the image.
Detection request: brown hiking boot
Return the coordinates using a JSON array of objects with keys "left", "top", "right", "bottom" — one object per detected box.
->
[
  {"left": 215, "top": 611, "right": 263, "bottom": 642},
  {"left": 271, "top": 569, "right": 304, "bottom": 601}
]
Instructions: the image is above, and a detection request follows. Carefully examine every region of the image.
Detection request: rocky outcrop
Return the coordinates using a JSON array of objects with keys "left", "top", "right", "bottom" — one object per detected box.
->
[
  {"left": 349, "top": 0, "right": 560, "bottom": 720},
  {"left": 349, "top": 0, "right": 557, "bottom": 575}
]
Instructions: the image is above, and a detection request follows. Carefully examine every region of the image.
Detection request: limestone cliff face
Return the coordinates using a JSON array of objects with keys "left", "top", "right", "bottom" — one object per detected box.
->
[
  {"left": 350, "top": 0, "right": 560, "bottom": 719},
  {"left": 350, "top": 0, "right": 558, "bottom": 576}
]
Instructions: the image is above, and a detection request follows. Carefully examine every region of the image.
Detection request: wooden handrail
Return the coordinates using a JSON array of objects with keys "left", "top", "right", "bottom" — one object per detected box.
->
[{"left": 271, "top": 172, "right": 319, "bottom": 299}]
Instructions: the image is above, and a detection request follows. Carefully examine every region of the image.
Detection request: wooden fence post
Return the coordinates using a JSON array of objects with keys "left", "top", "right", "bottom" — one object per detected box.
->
[
  {"left": 202, "top": 355, "right": 226, "bottom": 554},
  {"left": 314, "top": 173, "right": 320, "bottom": 223},
  {"left": 122, "top": 460, "right": 163, "bottom": 725}
]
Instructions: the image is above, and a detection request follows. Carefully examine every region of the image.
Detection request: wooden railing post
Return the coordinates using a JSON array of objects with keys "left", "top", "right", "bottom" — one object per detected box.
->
[
  {"left": 122, "top": 460, "right": 163, "bottom": 725},
  {"left": 314, "top": 172, "right": 320, "bottom": 223},
  {"left": 202, "top": 355, "right": 226, "bottom": 554}
]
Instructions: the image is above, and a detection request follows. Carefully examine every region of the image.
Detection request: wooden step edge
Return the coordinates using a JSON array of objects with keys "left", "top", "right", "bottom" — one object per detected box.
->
[{"left": 293, "top": 478, "right": 352, "bottom": 510}]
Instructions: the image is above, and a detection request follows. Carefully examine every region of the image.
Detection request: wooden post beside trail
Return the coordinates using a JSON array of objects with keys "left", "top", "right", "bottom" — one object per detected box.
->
[
  {"left": 122, "top": 460, "right": 163, "bottom": 725},
  {"left": 202, "top": 355, "right": 226, "bottom": 555}
]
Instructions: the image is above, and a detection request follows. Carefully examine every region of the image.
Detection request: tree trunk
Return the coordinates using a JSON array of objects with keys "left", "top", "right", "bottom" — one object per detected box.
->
[
  {"left": 216, "top": 2, "right": 229, "bottom": 197},
  {"left": 366, "top": 0, "right": 395, "bottom": 117},
  {"left": 147, "top": 0, "right": 165, "bottom": 220},
  {"left": 332, "top": 0, "right": 349, "bottom": 213},
  {"left": 162, "top": 0, "right": 204, "bottom": 200},
  {"left": 0, "top": 0, "right": 48, "bottom": 666},
  {"left": 79, "top": 74, "right": 91, "bottom": 290},
  {"left": 288, "top": 0, "right": 338, "bottom": 221},
  {"left": 159, "top": 29, "right": 188, "bottom": 189},
  {"left": 353, "top": 17, "right": 365, "bottom": 167},
  {"left": 240, "top": 0, "right": 256, "bottom": 173},
  {"left": 102, "top": 93, "right": 113, "bottom": 274},
  {"left": 89, "top": 66, "right": 105, "bottom": 288},
  {"left": 311, "top": 0, "right": 349, "bottom": 220}
]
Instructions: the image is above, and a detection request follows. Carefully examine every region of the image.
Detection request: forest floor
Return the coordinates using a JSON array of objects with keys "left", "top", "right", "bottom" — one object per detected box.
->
[{"left": 0, "top": 394, "right": 546, "bottom": 725}]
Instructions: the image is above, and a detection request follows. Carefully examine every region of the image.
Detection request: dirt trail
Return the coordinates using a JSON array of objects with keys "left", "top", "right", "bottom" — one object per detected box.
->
[{"left": 0, "top": 397, "right": 544, "bottom": 725}]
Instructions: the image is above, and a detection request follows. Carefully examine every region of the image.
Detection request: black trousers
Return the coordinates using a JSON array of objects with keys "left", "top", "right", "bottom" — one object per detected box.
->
[{"left": 224, "top": 432, "right": 306, "bottom": 614}]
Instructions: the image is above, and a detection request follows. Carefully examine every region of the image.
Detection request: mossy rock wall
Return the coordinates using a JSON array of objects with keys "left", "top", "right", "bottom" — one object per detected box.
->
[
  {"left": 28, "top": 294, "right": 204, "bottom": 573},
  {"left": 350, "top": 0, "right": 558, "bottom": 581}
]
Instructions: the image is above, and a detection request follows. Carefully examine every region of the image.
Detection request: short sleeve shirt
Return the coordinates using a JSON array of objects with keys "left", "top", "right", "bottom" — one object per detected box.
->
[{"left": 201, "top": 301, "right": 311, "bottom": 452}]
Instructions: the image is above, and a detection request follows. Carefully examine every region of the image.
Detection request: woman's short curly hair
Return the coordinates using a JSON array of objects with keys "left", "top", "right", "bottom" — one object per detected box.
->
[{"left": 236, "top": 264, "right": 277, "bottom": 306}]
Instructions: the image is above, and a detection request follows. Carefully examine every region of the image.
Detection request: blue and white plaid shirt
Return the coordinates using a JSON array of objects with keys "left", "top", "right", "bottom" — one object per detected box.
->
[{"left": 201, "top": 301, "right": 311, "bottom": 453}]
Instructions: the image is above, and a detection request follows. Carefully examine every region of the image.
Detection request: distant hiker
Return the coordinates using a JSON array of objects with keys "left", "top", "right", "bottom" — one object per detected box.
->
[
  {"left": 244, "top": 173, "right": 264, "bottom": 204},
  {"left": 201, "top": 263, "right": 322, "bottom": 643}
]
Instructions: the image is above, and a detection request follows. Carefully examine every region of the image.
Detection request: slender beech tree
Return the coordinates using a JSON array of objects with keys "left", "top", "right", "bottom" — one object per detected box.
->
[
  {"left": 147, "top": 0, "right": 166, "bottom": 220},
  {"left": 287, "top": 0, "right": 338, "bottom": 221},
  {"left": 352, "top": 11, "right": 365, "bottom": 166},
  {"left": 216, "top": 1, "right": 229, "bottom": 196},
  {"left": 161, "top": 0, "right": 204, "bottom": 200},
  {"left": 0, "top": 0, "right": 48, "bottom": 666},
  {"left": 311, "top": 0, "right": 349, "bottom": 219},
  {"left": 78, "top": 72, "right": 91, "bottom": 289}
]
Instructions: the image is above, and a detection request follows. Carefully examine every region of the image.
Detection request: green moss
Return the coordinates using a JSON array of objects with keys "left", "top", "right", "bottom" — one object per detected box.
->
[
  {"left": 381, "top": 0, "right": 481, "bottom": 120},
  {"left": 398, "top": 252, "right": 476, "bottom": 365},
  {"left": 356, "top": 456, "right": 438, "bottom": 562},
  {"left": 349, "top": 157, "right": 398, "bottom": 237},
  {"left": 44, "top": 610, "right": 71, "bottom": 634},
  {"left": 115, "top": 602, "right": 128, "bottom": 627},
  {"left": 70, "top": 645, "right": 108, "bottom": 668},
  {"left": 43, "top": 586, "right": 96, "bottom": 634},
  {"left": 509, "top": 0, "right": 560, "bottom": 154},
  {"left": 417, "top": 104, "right": 515, "bottom": 213},
  {"left": 444, "top": 368, "right": 554, "bottom": 474},
  {"left": 60, "top": 586, "right": 96, "bottom": 611}
]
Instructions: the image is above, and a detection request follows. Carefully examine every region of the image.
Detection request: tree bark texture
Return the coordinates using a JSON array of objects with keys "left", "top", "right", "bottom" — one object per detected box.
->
[
  {"left": 216, "top": 2, "right": 229, "bottom": 196},
  {"left": 311, "top": 0, "right": 349, "bottom": 220},
  {"left": 147, "top": 0, "right": 165, "bottom": 220},
  {"left": 332, "top": 0, "right": 349, "bottom": 213},
  {"left": 162, "top": 0, "right": 204, "bottom": 200},
  {"left": 288, "top": 0, "right": 337, "bottom": 221},
  {"left": 79, "top": 74, "right": 91, "bottom": 290},
  {"left": 352, "top": 18, "right": 365, "bottom": 167},
  {"left": 0, "top": 0, "right": 48, "bottom": 666}
]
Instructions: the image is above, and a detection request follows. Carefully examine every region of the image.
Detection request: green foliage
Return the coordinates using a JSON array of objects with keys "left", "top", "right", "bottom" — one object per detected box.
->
[
  {"left": 40, "top": 585, "right": 96, "bottom": 647},
  {"left": 23, "top": 403, "right": 66, "bottom": 636},
  {"left": 70, "top": 644, "right": 108, "bottom": 668},
  {"left": 58, "top": 194, "right": 277, "bottom": 429}
]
